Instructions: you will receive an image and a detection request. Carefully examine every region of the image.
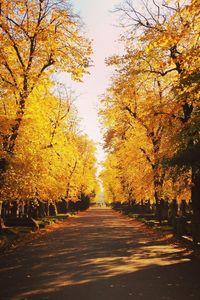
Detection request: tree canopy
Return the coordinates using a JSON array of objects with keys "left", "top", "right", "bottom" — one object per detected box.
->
[
  {"left": 100, "top": 0, "right": 199, "bottom": 207},
  {"left": 0, "top": 0, "right": 98, "bottom": 206}
]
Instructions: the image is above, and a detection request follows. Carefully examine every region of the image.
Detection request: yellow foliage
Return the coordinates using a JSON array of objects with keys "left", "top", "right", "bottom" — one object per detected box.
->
[{"left": 100, "top": 0, "right": 199, "bottom": 204}]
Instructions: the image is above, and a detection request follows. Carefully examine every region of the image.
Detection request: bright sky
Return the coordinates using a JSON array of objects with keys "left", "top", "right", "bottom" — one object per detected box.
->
[{"left": 59, "top": 0, "right": 122, "bottom": 171}]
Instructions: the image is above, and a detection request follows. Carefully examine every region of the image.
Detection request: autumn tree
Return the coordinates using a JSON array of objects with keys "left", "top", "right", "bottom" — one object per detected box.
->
[
  {"left": 100, "top": 0, "right": 199, "bottom": 213},
  {"left": 0, "top": 0, "right": 91, "bottom": 164},
  {"left": 116, "top": 0, "right": 200, "bottom": 219},
  {"left": 0, "top": 82, "right": 98, "bottom": 212},
  {"left": 100, "top": 154, "right": 127, "bottom": 203}
]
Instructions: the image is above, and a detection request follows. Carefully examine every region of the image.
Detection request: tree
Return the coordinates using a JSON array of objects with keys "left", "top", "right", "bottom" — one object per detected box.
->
[
  {"left": 100, "top": 62, "right": 177, "bottom": 204},
  {"left": 116, "top": 0, "right": 200, "bottom": 217},
  {"left": 0, "top": 0, "right": 91, "bottom": 161},
  {"left": 100, "top": 0, "right": 198, "bottom": 212},
  {"left": 0, "top": 82, "right": 99, "bottom": 214}
]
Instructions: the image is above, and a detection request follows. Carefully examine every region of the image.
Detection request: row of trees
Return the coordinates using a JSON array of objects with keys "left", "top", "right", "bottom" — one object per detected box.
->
[
  {"left": 0, "top": 0, "right": 99, "bottom": 218},
  {"left": 100, "top": 0, "right": 199, "bottom": 217}
]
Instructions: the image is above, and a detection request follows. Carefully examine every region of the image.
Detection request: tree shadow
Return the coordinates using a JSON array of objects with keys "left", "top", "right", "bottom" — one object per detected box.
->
[{"left": 0, "top": 208, "right": 199, "bottom": 300}]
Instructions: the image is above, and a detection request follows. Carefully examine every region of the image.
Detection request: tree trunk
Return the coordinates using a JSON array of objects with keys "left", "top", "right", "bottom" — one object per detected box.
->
[
  {"left": 0, "top": 201, "right": 5, "bottom": 229},
  {"left": 0, "top": 201, "right": 2, "bottom": 219},
  {"left": 47, "top": 200, "right": 50, "bottom": 217},
  {"left": 191, "top": 166, "right": 200, "bottom": 212},
  {"left": 153, "top": 171, "right": 164, "bottom": 221},
  {"left": 1, "top": 92, "right": 27, "bottom": 156},
  {"left": 191, "top": 165, "right": 200, "bottom": 244}
]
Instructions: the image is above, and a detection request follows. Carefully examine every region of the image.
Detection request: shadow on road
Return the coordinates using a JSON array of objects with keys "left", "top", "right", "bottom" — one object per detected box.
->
[{"left": 0, "top": 208, "right": 200, "bottom": 300}]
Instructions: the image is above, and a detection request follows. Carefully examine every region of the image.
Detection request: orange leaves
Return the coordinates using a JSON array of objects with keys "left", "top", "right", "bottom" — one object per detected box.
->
[
  {"left": 100, "top": 0, "right": 199, "bottom": 203},
  {"left": 0, "top": 0, "right": 92, "bottom": 151},
  {"left": 0, "top": 1, "right": 96, "bottom": 201},
  {"left": 0, "top": 0, "right": 99, "bottom": 204},
  {"left": 0, "top": 82, "right": 98, "bottom": 201}
]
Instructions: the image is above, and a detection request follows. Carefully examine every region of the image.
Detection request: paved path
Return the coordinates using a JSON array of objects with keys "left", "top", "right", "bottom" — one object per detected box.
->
[{"left": 0, "top": 207, "right": 200, "bottom": 300}]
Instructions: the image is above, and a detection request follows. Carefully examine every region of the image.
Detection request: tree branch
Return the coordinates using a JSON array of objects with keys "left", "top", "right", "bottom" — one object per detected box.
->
[
  {"left": 0, "top": 24, "right": 25, "bottom": 70},
  {"left": 140, "top": 147, "right": 153, "bottom": 165}
]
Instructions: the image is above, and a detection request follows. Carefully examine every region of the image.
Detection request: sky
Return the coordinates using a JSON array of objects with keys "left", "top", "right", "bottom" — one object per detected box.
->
[{"left": 59, "top": 0, "right": 123, "bottom": 171}]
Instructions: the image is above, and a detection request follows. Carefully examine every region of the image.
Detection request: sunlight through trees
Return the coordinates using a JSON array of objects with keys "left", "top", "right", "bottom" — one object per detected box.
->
[
  {"left": 100, "top": 0, "right": 199, "bottom": 218},
  {"left": 0, "top": 0, "right": 98, "bottom": 220}
]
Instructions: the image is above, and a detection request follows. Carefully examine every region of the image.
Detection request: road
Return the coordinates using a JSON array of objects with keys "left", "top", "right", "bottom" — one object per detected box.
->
[{"left": 0, "top": 207, "right": 200, "bottom": 300}]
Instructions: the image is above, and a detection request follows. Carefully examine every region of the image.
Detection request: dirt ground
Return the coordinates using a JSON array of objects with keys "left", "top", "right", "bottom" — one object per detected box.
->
[{"left": 0, "top": 207, "right": 200, "bottom": 300}]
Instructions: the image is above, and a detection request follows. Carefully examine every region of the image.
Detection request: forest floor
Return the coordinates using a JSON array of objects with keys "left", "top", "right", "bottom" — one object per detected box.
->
[{"left": 0, "top": 207, "right": 200, "bottom": 300}]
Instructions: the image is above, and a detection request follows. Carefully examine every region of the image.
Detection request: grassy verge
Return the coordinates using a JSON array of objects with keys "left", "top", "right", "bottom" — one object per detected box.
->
[
  {"left": 120, "top": 210, "right": 174, "bottom": 234},
  {"left": 0, "top": 212, "right": 76, "bottom": 254}
]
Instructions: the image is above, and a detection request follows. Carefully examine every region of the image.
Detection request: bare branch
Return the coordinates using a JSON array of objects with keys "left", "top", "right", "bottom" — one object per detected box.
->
[
  {"left": 0, "top": 74, "right": 14, "bottom": 87},
  {"left": 5, "top": 14, "right": 30, "bottom": 38},
  {"left": 144, "top": 67, "right": 178, "bottom": 76},
  {"left": 2, "top": 60, "right": 19, "bottom": 89},
  {"left": 142, "top": 0, "right": 158, "bottom": 24},
  {"left": 153, "top": 0, "right": 160, "bottom": 19},
  {"left": 162, "top": 4, "right": 177, "bottom": 12},
  {"left": 140, "top": 147, "right": 153, "bottom": 165}
]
